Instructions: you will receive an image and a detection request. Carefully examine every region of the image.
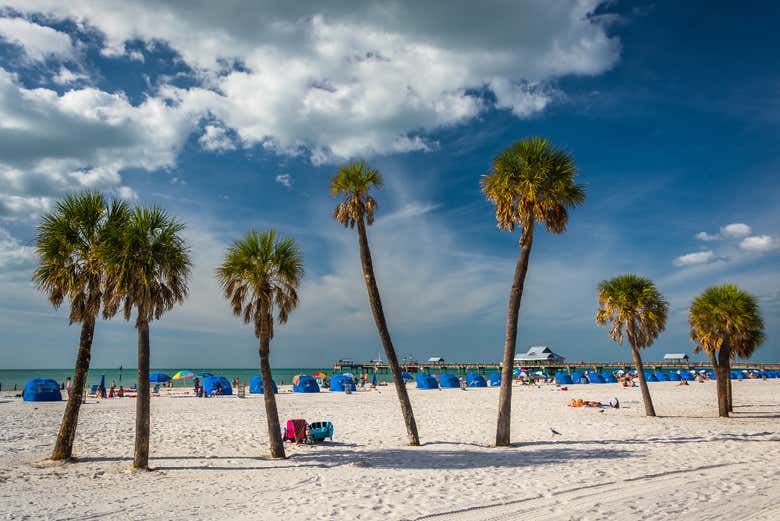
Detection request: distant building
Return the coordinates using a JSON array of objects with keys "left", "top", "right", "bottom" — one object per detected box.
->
[
  {"left": 664, "top": 353, "right": 689, "bottom": 362},
  {"left": 427, "top": 357, "right": 445, "bottom": 363},
  {"left": 514, "top": 346, "right": 565, "bottom": 364}
]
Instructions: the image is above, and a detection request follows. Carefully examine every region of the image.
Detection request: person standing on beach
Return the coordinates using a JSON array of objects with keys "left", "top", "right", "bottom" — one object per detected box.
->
[{"left": 65, "top": 377, "right": 73, "bottom": 398}]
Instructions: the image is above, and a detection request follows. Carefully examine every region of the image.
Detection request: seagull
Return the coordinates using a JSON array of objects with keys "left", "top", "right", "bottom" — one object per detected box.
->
[{"left": 550, "top": 428, "right": 561, "bottom": 436}]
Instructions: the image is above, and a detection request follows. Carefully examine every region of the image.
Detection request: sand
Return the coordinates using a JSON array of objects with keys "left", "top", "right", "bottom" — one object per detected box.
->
[{"left": 1, "top": 379, "right": 779, "bottom": 520}]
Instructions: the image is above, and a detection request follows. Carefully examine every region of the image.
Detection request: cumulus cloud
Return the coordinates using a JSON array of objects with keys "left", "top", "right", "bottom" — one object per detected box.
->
[
  {"left": 0, "top": 226, "right": 36, "bottom": 279},
  {"left": 52, "top": 66, "right": 89, "bottom": 85},
  {"left": 695, "top": 231, "right": 721, "bottom": 241},
  {"left": 0, "top": 16, "right": 75, "bottom": 62},
  {"left": 3, "top": 1, "right": 620, "bottom": 162},
  {"left": 739, "top": 235, "right": 778, "bottom": 253},
  {"left": 673, "top": 250, "right": 715, "bottom": 267},
  {"left": 721, "top": 223, "right": 751, "bottom": 237},
  {"left": 275, "top": 173, "right": 292, "bottom": 188},
  {"left": 198, "top": 124, "right": 236, "bottom": 152}
]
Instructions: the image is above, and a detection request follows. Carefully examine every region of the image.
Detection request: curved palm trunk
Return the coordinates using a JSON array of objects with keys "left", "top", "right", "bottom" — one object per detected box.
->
[
  {"left": 495, "top": 221, "right": 534, "bottom": 446},
  {"left": 51, "top": 317, "right": 95, "bottom": 460},
  {"left": 630, "top": 343, "right": 656, "bottom": 416},
  {"left": 356, "top": 216, "right": 419, "bottom": 446},
  {"left": 716, "top": 346, "right": 730, "bottom": 418},
  {"left": 259, "top": 339, "right": 285, "bottom": 458},
  {"left": 725, "top": 358, "right": 733, "bottom": 412},
  {"left": 134, "top": 319, "right": 151, "bottom": 469}
]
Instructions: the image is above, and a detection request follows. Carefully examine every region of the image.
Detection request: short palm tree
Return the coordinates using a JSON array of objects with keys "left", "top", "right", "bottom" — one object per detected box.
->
[
  {"left": 689, "top": 285, "right": 765, "bottom": 417},
  {"left": 596, "top": 274, "right": 669, "bottom": 417},
  {"left": 216, "top": 229, "right": 303, "bottom": 459},
  {"left": 102, "top": 207, "right": 190, "bottom": 470},
  {"left": 331, "top": 160, "right": 420, "bottom": 446},
  {"left": 34, "top": 192, "right": 130, "bottom": 461},
  {"left": 481, "top": 137, "right": 585, "bottom": 446}
]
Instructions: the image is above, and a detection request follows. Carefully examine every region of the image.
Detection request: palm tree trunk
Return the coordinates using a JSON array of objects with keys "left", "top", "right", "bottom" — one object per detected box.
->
[
  {"left": 51, "top": 317, "right": 95, "bottom": 460},
  {"left": 495, "top": 221, "right": 534, "bottom": 446},
  {"left": 725, "top": 358, "right": 733, "bottom": 412},
  {"left": 259, "top": 338, "right": 285, "bottom": 458},
  {"left": 708, "top": 350, "right": 724, "bottom": 414},
  {"left": 356, "top": 215, "right": 419, "bottom": 446},
  {"left": 716, "top": 346, "right": 730, "bottom": 418},
  {"left": 134, "top": 319, "right": 151, "bottom": 469},
  {"left": 630, "top": 342, "right": 656, "bottom": 417}
]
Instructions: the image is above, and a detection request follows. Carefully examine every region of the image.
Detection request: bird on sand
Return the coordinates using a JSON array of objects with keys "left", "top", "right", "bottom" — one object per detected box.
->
[{"left": 550, "top": 428, "right": 561, "bottom": 436}]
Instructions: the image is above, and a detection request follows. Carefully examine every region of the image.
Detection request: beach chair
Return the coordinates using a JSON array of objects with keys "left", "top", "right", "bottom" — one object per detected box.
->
[
  {"left": 308, "top": 421, "right": 334, "bottom": 442},
  {"left": 283, "top": 419, "right": 308, "bottom": 443},
  {"left": 89, "top": 385, "right": 99, "bottom": 396}
]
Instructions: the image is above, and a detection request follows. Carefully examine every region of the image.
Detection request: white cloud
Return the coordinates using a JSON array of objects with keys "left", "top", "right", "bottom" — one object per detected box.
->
[
  {"left": 739, "top": 235, "right": 777, "bottom": 253},
  {"left": 721, "top": 223, "right": 751, "bottom": 237},
  {"left": 3, "top": 0, "right": 620, "bottom": 161},
  {"left": 695, "top": 231, "right": 721, "bottom": 241},
  {"left": 115, "top": 186, "right": 138, "bottom": 201},
  {"left": 673, "top": 250, "right": 715, "bottom": 267},
  {"left": 275, "top": 173, "right": 292, "bottom": 188},
  {"left": 52, "top": 66, "right": 88, "bottom": 85},
  {"left": 0, "top": 226, "right": 36, "bottom": 279},
  {"left": 198, "top": 124, "right": 236, "bottom": 152},
  {"left": 0, "top": 16, "right": 75, "bottom": 62}
]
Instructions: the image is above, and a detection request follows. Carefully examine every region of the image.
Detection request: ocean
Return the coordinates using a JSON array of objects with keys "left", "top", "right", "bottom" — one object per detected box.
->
[{"left": 0, "top": 368, "right": 395, "bottom": 391}]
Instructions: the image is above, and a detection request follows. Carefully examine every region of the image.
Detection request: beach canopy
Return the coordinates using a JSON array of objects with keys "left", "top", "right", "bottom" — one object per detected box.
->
[
  {"left": 149, "top": 373, "right": 171, "bottom": 383},
  {"left": 666, "top": 372, "right": 681, "bottom": 381},
  {"left": 416, "top": 374, "right": 438, "bottom": 390},
  {"left": 292, "top": 374, "right": 320, "bottom": 393},
  {"left": 654, "top": 372, "right": 670, "bottom": 382},
  {"left": 203, "top": 376, "right": 232, "bottom": 395},
  {"left": 249, "top": 375, "right": 278, "bottom": 394},
  {"left": 602, "top": 373, "right": 618, "bottom": 383},
  {"left": 555, "top": 373, "right": 573, "bottom": 385},
  {"left": 439, "top": 373, "right": 460, "bottom": 388},
  {"left": 680, "top": 372, "right": 695, "bottom": 381},
  {"left": 172, "top": 370, "right": 194, "bottom": 380},
  {"left": 489, "top": 372, "right": 501, "bottom": 386},
  {"left": 23, "top": 378, "right": 62, "bottom": 402},
  {"left": 330, "top": 375, "right": 357, "bottom": 392},
  {"left": 401, "top": 371, "right": 413, "bottom": 381},
  {"left": 645, "top": 373, "right": 659, "bottom": 382},
  {"left": 587, "top": 373, "right": 605, "bottom": 384},
  {"left": 466, "top": 373, "right": 487, "bottom": 387},
  {"left": 570, "top": 372, "right": 588, "bottom": 384}
]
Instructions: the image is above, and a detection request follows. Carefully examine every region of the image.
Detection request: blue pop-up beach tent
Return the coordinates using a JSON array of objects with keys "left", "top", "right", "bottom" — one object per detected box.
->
[
  {"left": 489, "top": 372, "right": 501, "bottom": 386},
  {"left": 555, "top": 372, "right": 573, "bottom": 385},
  {"left": 666, "top": 372, "right": 681, "bottom": 381},
  {"left": 249, "top": 375, "right": 278, "bottom": 394},
  {"left": 293, "top": 375, "right": 320, "bottom": 393},
  {"left": 602, "top": 373, "right": 618, "bottom": 383},
  {"left": 645, "top": 373, "right": 659, "bottom": 382},
  {"left": 401, "top": 371, "right": 413, "bottom": 381},
  {"left": 654, "top": 372, "right": 669, "bottom": 382},
  {"left": 416, "top": 374, "right": 438, "bottom": 389},
  {"left": 23, "top": 378, "right": 62, "bottom": 401},
  {"left": 203, "top": 376, "right": 232, "bottom": 395},
  {"left": 588, "top": 373, "right": 605, "bottom": 384},
  {"left": 466, "top": 372, "right": 487, "bottom": 387},
  {"left": 149, "top": 373, "right": 171, "bottom": 383},
  {"left": 439, "top": 373, "right": 460, "bottom": 388},
  {"left": 330, "top": 375, "right": 356, "bottom": 392},
  {"left": 570, "top": 372, "right": 588, "bottom": 384}
]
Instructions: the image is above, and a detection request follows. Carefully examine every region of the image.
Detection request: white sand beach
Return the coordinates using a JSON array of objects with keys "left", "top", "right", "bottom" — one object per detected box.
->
[{"left": 1, "top": 380, "right": 779, "bottom": 520}]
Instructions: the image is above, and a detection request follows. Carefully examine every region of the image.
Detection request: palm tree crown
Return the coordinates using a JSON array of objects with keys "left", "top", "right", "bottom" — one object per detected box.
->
[
  {"left": 331, "top": 160, "right": 382, "bottom": 227},
  {"left": 34, "top": 192, "right": 129, "bottom": 323},
  {"left": 689, "top": 284, "right": 765, "bottom": 359},
  {"left": 596, "top": 274, "right": 669, "bottom": 348},
  {"left": 102, "top": 207, "right": 190, "bottom": 325},
  {"left": 481, "top": 136, "right": 585, "bottom": 234},
  {"left": 216, "top": 229, "right": 304, "bottom": 339}
]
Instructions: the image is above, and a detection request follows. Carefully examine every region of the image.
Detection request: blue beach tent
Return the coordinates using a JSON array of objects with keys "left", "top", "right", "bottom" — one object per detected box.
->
[
  {"left": 23, "top": 378, "right": 62, "bottom": 402},
  {"left": 645, "top": 373, "right": 659, "bottom": 382},
  {"left": 654, "top": 372, "right": 669, "bottom": 382},
  {"left": 203, "top": 376, "right": 233, "bottom": 396},
  {"left": 489, "top": 372, "right": 501, "bottom": 386},
  {"left": 466, "top": 373, "right": 487, "bottom": 387},
  {"left": 555, "top": 372, "right": 573, "bottom": 385},
  {"left": 249, "top": 375, "right": 278, "bottom": 394},
  {"left": 587, "top": 373, "right": 605, "bottom": 384},
  {"left": 416, "top": 374, "right": 438, "bottom": 390},
  {"left": 330, "top": 375, "right": 357, "bottom": 392},
  {"left": 293, "top": 375, "right": 320, "bottom": 393},
  {"left": 680, "top": 371, "right": 695, "bottom": 381},
  {"left": 666, "top": 372, "right": 681, "bottom": 381},
  {"left": 401, "top": 371, "right": 414, "bottom": 381},
  {"left": 439, "top": 373, "right": 460, "bottom": 388},
  {"left": 570, "top": 372, "right": 588, "bottom": 384},
  {"left": 602, "top": 373, "right": 618, "bottom": 383},
  {"left": 149, "top": 373, "right": 171, "bottom": 383}
]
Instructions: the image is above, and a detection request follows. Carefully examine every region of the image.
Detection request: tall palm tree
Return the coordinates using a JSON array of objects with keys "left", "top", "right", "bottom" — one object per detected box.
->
[
  {"left": 34, "top": 192, "right": 129, "bottom": 461},
  {"left": 481, "top": 137, "right": 585, "bottom": 446},
  {"left": 102, "top": 207, "right": 190, "bottom": 470},
  {"left": 689, "top": 285, "right": 765, "bottom": 417},
  {"left": 596, "top": 274, "right": 669, "bottom": 417},
  {"left": 216, "top": 229, "right": 303, "bottom": 459},
  {"left": 331, "top": 160, "right": 419, "bottom": 446}
]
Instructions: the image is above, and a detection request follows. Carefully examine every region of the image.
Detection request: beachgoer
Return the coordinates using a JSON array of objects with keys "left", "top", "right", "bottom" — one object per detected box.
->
[
  {"left": 608, "top": 397, "right": 619, "bottom": 408},
  {"left": 677, "top": 379, "right": 689, "bottom": 386},
  {"left": 153, "top": 384, "right": 160, "bottom": 395},
  {"left": 65, "top": 377, "right": 72, "bottom": 398},
  {"left": 118, "top": 386, "right": 125, "bottom": 397}
]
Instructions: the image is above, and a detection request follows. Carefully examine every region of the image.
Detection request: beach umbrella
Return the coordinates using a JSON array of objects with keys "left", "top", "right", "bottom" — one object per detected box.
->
[
  {"left": 311, "top": 372, "right": 327, "bottom": 378},
  {"left": 98, "top": 375, "right": 106, "bottom": 396},
  {"left": 401, "top": 371, "right": 413, "bottom": 381},
  {"left": 172, "top": 370, "right": 194, "bottom": 380},
  {"left": 149, "top": 373, "right": 171, "bottom": 383},
  {"left": 534, "top": 371, "right": 544, "bottom": 376},
  {"left": 342, "top": 372, "right": 355, "bottom": 379},
  {"left": 512, "top": 367, "right": 522, "bottom": 376},
  {"left": 372, "top": 373, "right": 377, "bottom": 387}
]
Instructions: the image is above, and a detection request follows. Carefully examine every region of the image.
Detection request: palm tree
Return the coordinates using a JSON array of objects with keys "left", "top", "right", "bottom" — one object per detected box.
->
[
  {"left": 102, "top": 207, "right": 190, "bottom": 470},
  {"left": 596, "top": 274, "right": 669, "bottom": 417},
  {"left": 34, "top": 192, "right": 130, "bottom": 461},
  {"left": 481, "top": 137, "right": 585, "bottom": 446},
  {"left": 331, "top": 160, "right": 419, "bottom": 446},
  {"left": 689, "top": 285, "right": 765, "bottom": 417},
  {"left": 216, "top": 229, "right": 303, "bottom": 459}
]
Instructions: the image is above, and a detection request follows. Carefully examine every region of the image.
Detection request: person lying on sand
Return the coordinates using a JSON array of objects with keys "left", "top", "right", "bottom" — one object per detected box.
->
[{"left": 677, "top": 379, "right": 689, "bottom": 386}]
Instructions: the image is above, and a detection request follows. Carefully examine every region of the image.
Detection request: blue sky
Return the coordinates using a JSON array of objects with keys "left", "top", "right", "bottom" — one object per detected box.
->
[{"left": 0, "top": 1, "right": 777, "bottom": 368}]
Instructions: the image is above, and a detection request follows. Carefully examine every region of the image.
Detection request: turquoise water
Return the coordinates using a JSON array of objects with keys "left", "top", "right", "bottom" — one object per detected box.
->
[{"left": 0, "top": 368, "right": 395, "bottom": 391}]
